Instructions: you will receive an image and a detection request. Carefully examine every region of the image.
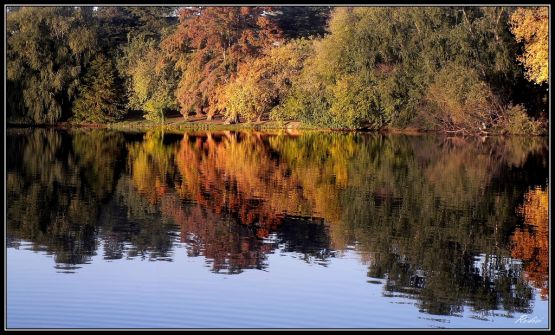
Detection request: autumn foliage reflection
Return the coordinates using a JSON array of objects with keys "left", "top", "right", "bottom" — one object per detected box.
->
[
  {"left": 174, "top": 132, "right": 310, "bottom": 233},
  {"left": 125, "top": 130, "right": 331, "bottom": 273},
  {"left": 511, "top": 186, "right": 549, "bottom": 299},
  {"left": 7, "top": 128, "right": 548, "bottom": 315}
]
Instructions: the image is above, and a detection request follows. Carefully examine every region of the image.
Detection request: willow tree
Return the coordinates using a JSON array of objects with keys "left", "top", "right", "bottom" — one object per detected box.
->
[
  {"left": 277, "top": 7, "right": 531, "bottom": 131},
  {"left": 6, "top": 7, "right": 98, "bottom": 124}
]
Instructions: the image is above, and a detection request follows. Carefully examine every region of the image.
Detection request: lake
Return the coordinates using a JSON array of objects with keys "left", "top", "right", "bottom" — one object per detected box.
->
[{"left": 6, "top": 128, "right": 549, "bottom": 329}]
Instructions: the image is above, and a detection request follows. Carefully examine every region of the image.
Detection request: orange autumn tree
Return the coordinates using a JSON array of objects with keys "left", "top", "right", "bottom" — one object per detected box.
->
[
  {"left": 161, "top": 7, "right": 283, "bottom": 123},
  {"left": 511, "top": 185, "right": 549, "bottom": 299},
  {"left": 221, "top": 39, "right": 313, "bottom": 123}
]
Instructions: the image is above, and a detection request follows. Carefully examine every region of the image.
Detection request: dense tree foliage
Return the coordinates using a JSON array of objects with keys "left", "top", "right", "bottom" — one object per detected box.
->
[
  {"left": 110, "top": 7, "right": 179, "bottom": 122},
  {"left": 276, "top": 7, "right": 547, "bottom": 132},
  {"left": 222, "top": 39, "right": 313, "bottom": 123},
  {"left": 119, "top": 33, "right": 178, "bottom": 121},
  {"left": 72, "top": 54, "right": 126, "bottom": 122},
  {"left": 510, "top": 7, "right": 549, "bottom": 85},
  {"left": 7, "top": 7, "right": 98, "bottom": 123},
  {"left": 6, "top": 6, "right": 549, "bottom": 134},
  {"left": 161, "top": 6, "right": 283, "bottom": 122}
]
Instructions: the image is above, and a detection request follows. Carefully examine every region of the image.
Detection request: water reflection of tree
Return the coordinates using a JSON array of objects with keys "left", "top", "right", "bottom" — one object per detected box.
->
[
  {"left": 268, "top": 133, "right": 547, "bottom": 315},
  {"left": 511, "top": 185, "right": 549, "bottom": 300},
  {"left": 7, "top": 128, "right": 125, "bottom": 266},
  {"left": 6, "top": 128, "right": 548, "bottom": 316},
  {"left": 336, "top": 135, "right": 545, "bottom": 315},
  {"left": 139, "top": 130, "right": 334, "bottom": 273},
  {"left": 173, "top": 132, "right": 314, "bottom": 231},
  {"left": 161, "top": 198, "right": 272, "bottom": 274},
  {"left": 97, "top": 175, "right": 179, "bottom": 262}
]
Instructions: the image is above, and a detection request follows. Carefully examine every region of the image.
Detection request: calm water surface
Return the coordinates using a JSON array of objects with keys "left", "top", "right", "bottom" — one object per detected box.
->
[{"left": 6, "top": 128, "right": 549, "bottom": 328}]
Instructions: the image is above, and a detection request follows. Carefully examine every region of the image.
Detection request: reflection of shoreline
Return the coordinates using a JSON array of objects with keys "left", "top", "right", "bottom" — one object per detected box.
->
[
  {"left": 6, "top": 128, "right": 549, "bottom": 317},
  {"left": 107, "top": 130, "right": 552, "bottom": 314}
]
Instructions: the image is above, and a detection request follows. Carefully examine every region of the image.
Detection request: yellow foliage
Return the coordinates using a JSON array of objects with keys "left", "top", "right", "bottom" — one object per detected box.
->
[
  {"left": 222, "top": 39, "right": 312, "bottom": 122},
  {"left": 510, "top": 7, "right": 549, "bottom": 84},
  {"left": 128, "top": 131, "right": 175, "bottom": 203},
  {"left": 423, "top": 62, "right": 508, "bottom": 133},
  {"left": 518, "top": 187, "right": 549, "bottom": 227}
]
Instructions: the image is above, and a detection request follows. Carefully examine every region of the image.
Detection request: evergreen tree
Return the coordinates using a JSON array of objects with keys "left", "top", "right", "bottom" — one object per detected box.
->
[{"left": 72, "top": 54, "right": 126, "bottom": 123}]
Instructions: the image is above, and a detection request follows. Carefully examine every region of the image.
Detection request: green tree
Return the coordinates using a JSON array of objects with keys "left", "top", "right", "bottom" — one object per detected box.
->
[
  {"left": 277, "top": 7, "right": 535, "bottom": 132},
  {"left": 422, "top": 62, "right": 503, "bottom": 134},
  {"left": 72, "top": 54, "right": 126, "bottom": 123},
  {"left": 119, "top": 34, "right": 178, "bottom": 122},
  {"left": 7, "top": 6, "right": 98, "bottom": 124}
]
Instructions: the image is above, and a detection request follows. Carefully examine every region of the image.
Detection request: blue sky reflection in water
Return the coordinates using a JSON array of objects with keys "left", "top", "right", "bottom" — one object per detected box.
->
[{"left": 6, "top": 128, "right": 549, "bottom": 329}]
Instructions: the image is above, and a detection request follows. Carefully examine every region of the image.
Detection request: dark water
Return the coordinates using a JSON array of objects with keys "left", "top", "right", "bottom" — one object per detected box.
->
[{"left": 6, "top": 128, "right": 549, "bottom": 329}]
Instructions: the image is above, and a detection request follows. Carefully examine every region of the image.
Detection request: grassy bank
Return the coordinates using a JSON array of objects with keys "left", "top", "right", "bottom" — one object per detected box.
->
[
  {"left": 8, "top": 116, "right": 546, "bottom": 137},
  {"left": 36, "top": 119, "right": 430, "bottom": 135},
  {"left": 102, "top": 118, "right": 314, "bottom": 132}
]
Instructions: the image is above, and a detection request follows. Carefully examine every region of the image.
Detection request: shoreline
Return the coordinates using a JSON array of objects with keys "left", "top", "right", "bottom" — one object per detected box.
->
[
  {"left": 5, "top": 121, "right": 429, "bottom": 135},
  {"left": 6, "top": 118, "right": 547, "bottom": 137}
]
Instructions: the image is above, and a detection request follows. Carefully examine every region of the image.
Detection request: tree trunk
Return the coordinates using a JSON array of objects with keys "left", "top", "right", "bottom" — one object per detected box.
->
[
  {"left": 462, "top": 9, "right": 472, "bottom": 32},
  {"left": 225, "top": 113, "right": 240, "bottom": 124}
]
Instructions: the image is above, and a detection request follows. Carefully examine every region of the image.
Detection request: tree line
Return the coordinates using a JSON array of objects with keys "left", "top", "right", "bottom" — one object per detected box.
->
[{"left": 6, "top": 6, "right": 548, "bottom": 134}]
